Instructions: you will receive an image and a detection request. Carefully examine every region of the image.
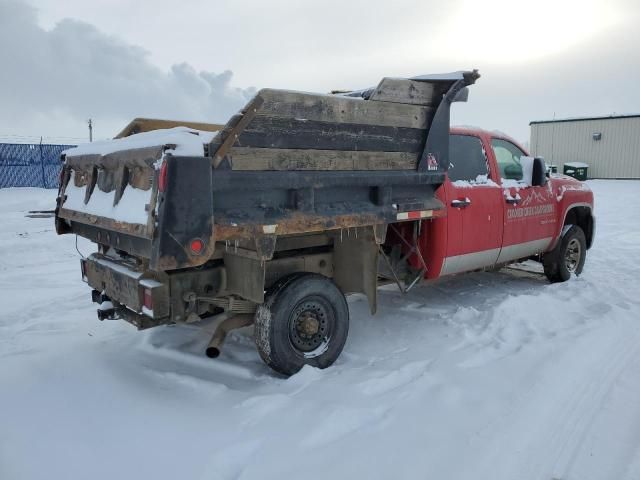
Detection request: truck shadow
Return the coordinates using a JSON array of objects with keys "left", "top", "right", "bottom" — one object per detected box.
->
[{"left": 133, "top": 262, "right": 549, "bottom": 390}]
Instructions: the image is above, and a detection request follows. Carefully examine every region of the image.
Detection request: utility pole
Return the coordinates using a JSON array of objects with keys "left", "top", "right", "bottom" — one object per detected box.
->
[{"left": 88, "top": 118, "right": 93, "bottom": 142}]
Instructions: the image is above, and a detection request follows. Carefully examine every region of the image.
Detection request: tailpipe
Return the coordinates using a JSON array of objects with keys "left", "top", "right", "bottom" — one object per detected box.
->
[{"left": 205, "top": 314, "right": 254, "bottom": 358}]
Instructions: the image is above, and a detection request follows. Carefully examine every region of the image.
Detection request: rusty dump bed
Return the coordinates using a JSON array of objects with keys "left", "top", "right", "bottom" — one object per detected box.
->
[{"left": 56, "top": 71, "right": 480, "bottom": 271}]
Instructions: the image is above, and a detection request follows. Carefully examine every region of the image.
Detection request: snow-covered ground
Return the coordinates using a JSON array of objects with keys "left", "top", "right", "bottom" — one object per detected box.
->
[{"left": 1, "top": 181, "right": 640, "bottom": 480}]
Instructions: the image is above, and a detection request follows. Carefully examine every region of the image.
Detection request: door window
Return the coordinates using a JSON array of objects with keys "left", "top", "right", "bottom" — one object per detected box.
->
[
  {"left": 448, "top": 134, "right": 490, "bottom": 183},
  {"left": 491, "top": 138, "right": 527, "bottom": 181}
]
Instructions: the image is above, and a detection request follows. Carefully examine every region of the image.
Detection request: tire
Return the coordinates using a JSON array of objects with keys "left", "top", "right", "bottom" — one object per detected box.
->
[
  {"left": 254, "top": 273, "right": 349, "bottom": 376},
  {"left": 543, "top": 225, "right": 587, "bottom": 283}
]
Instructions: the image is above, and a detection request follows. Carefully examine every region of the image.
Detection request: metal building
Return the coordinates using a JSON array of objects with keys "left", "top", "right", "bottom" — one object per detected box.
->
[{"left": 530, "top": 114, "right": 640, "bottom": 179}]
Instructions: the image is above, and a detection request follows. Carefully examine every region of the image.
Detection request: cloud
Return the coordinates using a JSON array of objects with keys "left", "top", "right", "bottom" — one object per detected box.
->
[
  {"left": 450, "top": 16, "right": 640, "bottom": 143},
  {"left": 1, "top": 0, "right": 639, "bottom": 143},
  {"left": 0, "top": 0, "right": 255, "bottom": 140}
]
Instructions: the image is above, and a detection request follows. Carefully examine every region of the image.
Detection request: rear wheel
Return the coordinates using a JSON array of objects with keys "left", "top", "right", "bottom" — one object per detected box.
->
[
  {"left": 543, "top": 225, "right": 587, "bottom": 282},
  {"left": 254, "top": 273, "right": 349, "bottom": 376}
]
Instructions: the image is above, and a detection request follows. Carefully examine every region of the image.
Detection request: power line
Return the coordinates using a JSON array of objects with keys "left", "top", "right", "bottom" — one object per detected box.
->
[
  {"left": 0, "top": 133, "right": 93, "bottom": 145},
  {"left": 0, "top": 134, "right": 87, "bottom": 140}
]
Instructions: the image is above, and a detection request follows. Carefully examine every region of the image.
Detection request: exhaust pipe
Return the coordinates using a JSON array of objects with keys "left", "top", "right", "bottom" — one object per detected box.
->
[{"left": 205, "top": 314, "right": 254, "bottom": 358}]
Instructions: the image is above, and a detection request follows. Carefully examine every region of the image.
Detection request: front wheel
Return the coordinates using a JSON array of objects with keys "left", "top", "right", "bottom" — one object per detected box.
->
[
  {"left": 543, "top": 225, "right": 587, "bottom": 283},
  {"left": 254, "top": 273, "right": 349, "bottom": 376}
]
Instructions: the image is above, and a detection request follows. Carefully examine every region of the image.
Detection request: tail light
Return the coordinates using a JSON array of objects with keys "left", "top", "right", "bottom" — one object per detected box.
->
[
  {"left": 80, "top": 259, "right": 87, "bottom": 282},
  {"left": 143, "top": 288, "right": 153, "bottom": 311},
  {"left": 158, "top": 161, "right": 168, "bottom": 193}
]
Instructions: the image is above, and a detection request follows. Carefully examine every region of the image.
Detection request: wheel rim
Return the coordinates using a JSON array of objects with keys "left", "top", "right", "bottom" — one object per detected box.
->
[
  {"left": 288, "top": 296, "right": 334, "bottom": 358},
  {"left": 565, "top": 238, "right": 581, "bottom": 273}
]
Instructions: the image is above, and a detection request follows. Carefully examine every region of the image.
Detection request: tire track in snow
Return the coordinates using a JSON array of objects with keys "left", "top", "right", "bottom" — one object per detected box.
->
[
  {"left": 543, "top": 328, "right": 640, "bottom": 480},
  {"left": 454, "top": 312, "right": 640, "bottom": 480},
  {"left": 356, "top": 360, "right": 432, "bottom": 396}
]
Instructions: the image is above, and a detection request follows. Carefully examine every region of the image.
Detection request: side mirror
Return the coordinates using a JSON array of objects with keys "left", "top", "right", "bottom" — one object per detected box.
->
[
  {"left": 503, "top": 164, "right": 523, "bottom": 180},
  {"left": 531, "top": 157, "right": 547, "bottom": 187},
  {"left": 519, "top": 156, "right": 547, "bottom": 187}
]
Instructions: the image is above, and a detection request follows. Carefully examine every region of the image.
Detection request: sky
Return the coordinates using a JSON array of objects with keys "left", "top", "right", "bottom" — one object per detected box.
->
[{"left": 1, "top": 0, "right": 638, "bottom": 144}]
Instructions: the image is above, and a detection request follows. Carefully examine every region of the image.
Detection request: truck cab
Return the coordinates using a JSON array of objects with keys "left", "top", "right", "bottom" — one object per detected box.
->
[{"left": 417, "top": 127, "right": 595, "bottom": 280}]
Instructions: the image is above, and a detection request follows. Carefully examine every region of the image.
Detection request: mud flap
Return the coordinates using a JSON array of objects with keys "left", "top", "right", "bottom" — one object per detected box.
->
[
  {"left": 223, "top": 251, "right": 266, "bottom": 304},
  {"left": 333, "top": 226, "right": 379, "bottom": 314}
]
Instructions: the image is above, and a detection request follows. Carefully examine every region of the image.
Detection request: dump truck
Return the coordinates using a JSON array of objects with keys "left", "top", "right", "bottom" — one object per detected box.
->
[{"left": 54, "top": 70, "right": 595, "bottom": 375}]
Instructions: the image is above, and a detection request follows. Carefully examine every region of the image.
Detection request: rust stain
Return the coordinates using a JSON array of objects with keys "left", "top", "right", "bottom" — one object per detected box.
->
[
  {"left": 57, "top": 208, "right": 150, "bottom": 238},
  {"left": 214, "top": 211, "right": 384, "bottom": 242}
]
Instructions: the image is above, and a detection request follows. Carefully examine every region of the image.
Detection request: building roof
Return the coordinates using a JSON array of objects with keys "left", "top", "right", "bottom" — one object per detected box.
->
[{"left": 530, "top": 113, "right": 640, "bottom": 126}]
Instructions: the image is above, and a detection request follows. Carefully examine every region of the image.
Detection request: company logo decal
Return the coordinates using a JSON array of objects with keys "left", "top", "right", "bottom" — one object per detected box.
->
[
  {"left": 507, "top": 203, "right": 554, "bottom": 219},
  {"left": 519, "top": 189, "right": 549, "bottom": 206}
]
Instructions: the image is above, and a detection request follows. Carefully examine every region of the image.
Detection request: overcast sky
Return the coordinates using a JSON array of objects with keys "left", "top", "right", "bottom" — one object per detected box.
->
[{"left": 1, "top": 0, "right": 638, "bottom": 144}]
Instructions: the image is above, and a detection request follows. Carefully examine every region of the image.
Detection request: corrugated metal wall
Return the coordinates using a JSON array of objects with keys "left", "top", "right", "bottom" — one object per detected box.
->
[
  {"left": 530, "top": 116, "right": 640, "bottom": 179},
  {"left": 0, "top": 143, "right": 75, "bottom": 188}
]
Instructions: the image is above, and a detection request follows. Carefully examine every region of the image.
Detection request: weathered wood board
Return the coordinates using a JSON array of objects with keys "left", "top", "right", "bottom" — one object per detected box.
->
[
  {"left": 369, "top": 78, "right": 448, "bottom": 106},
  {"left": 236, "top": 116, "right": 425, "bottom": 153},
  {"left": 258, "top": 89, "right": 432, "bottom": 129},
  {"left": 208, "top": 79, "right": 452, "bottom": 171},
  {"left": 229, "top": 147, "right": 418, "bottom": 171}
]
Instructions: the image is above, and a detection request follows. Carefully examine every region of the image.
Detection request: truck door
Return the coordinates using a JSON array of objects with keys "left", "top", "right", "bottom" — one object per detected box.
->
[
  {"left": 440, "top": 134, "right": 504, "bottom": 275},
  {"left": 489, "top": 138, "right": 557, "bottom": 263}
]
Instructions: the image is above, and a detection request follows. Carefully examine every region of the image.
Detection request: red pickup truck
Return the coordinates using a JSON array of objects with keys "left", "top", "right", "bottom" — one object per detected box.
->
[
  {"left": 413, "top": 127, "right": 594, "bottom": 283},
  {"left": 55, "top": 72, "right": 594, "bottom": 375}
]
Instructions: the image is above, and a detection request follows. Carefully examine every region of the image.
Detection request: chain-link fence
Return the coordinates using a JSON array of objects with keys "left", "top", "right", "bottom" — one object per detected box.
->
[{"left": 0, "top": 143, "right": 75, "bottom": 189}]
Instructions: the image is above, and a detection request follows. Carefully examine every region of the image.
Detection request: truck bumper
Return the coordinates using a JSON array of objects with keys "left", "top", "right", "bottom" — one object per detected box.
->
[{"left": 81, "top": 253, "right": 170, "bottom": 329}]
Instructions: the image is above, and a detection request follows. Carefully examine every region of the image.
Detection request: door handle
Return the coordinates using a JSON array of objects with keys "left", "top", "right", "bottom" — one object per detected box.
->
[
  {"left": 505, "top": 197, "right": 521, "bottom": 205},
  {"left": 451, "top": 198, "right": 471, "bottom": 208}
]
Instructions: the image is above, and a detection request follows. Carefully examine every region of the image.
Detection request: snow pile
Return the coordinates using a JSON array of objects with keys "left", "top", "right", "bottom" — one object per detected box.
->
[
  {"left": 60, "top": 127, "right": 219, "bottom": 225},
  {"left": 452, "top": 174, "right": 500, "bottom": 188},
  {"left": 62, "top": 172, "right": 152, "bottom": 225},
  {"left": 64, "top": 127, "right": 218, "bottom": 158},
  {"left": 2, "top": 181, "right": 640, "bottom": 480}
]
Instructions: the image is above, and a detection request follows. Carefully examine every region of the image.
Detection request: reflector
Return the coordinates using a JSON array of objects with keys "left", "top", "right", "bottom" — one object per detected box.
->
[{"left": 190, "top": 238, "right": 204, "bottom": 254}]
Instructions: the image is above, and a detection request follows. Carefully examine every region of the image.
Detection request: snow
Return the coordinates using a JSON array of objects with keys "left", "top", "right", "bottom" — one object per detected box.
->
[
  {"left": 565, "top": 162, "right": 589, "bottom": 168},
  {"left": 519, "top": 156, "right": 535, "bottom": 185},
  {"left": 501, "top": 178, "right": 526, "bottom": 188},
  {"left": 411, "top": 71, "right": 466, "bottom": 81},
  {"left": 63, "top": 171, "right": 152, "bottom": 225},
  {"left": 452, "top": 174, "right": 500, "bottom": 188},
  {"left": 557, "top": 181, "right": 591, "bottom": 201},
  {"left": 97, "top": 300, "right": 114, "bottom": 311},
  {"left": 503, "top": 190, "right": 522, "bottom": 202},
  {"left": 63, "top": 126, "right": 218, "bottom": 158},
  {"left": 61, "top": 127, "right": 220, "bottom": 225},
  {"left": 140, "top": 278, "right": 163, "bottom": 288},
  {"left": 2, "top": 181, "right": 640, "bottom": 480}
]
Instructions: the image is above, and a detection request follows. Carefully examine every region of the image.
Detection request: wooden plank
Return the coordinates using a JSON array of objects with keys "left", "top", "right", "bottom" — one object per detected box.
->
[
  {"left": 212, "top": 95, "right": 265, "bottom": 168},
  {"left": 258, "top": 89, "right": 432, "bottom": 129},
  {"left": 369, "top": 78, "right": 449, "bottom": 106},
  {"left": 237, "top": 116, "right": 425, "bottom": 153},
  {"left": 229, "top": 147, "right": 418, "bottom": 171},
  {"left": 207, "top": 113, "right": 241, "bottom": 153}
]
